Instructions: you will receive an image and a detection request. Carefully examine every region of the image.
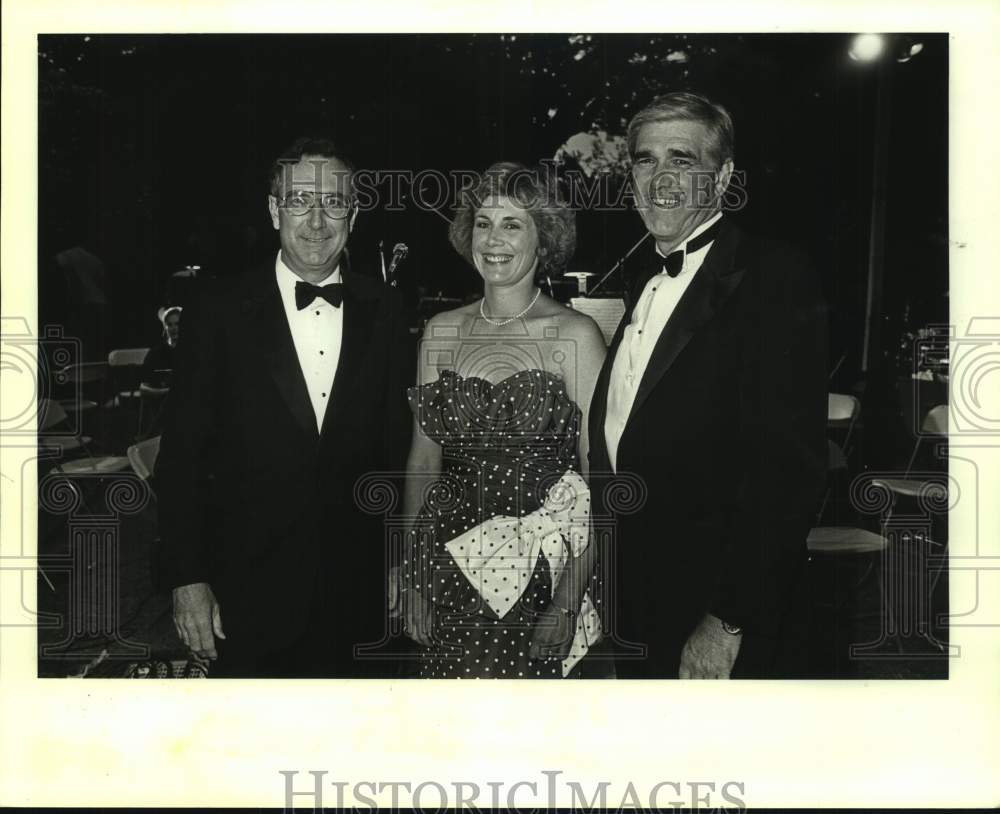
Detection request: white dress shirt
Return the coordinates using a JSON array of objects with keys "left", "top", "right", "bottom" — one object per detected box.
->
[
  {"left": 604, "top": 212, "right": 723, "bottom": 472},
  {"left": 275, "top": 252, "right": 344, "bottom": 433}
]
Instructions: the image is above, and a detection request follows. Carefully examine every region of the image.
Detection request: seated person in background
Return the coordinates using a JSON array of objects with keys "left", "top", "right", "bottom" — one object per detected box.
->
[{"left": 141, "top": 305, "right": 181, "bottom": 389}]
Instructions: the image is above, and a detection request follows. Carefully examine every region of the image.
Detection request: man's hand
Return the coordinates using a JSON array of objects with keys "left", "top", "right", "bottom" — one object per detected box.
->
[
  {"left": 528, "top": 605, "right": 576, "bottom": 662},
  {"left": 388, "top": 566, "right": 401, "bottom": 618},
  {"left": 679, "top": 613, "right": 741, "bottom": 679},
  {"left": 173, "top": 582, "right": 225, "bottom": 660},
  {"left": 402, "top": 589, "right": 435, "bottom": 647}
]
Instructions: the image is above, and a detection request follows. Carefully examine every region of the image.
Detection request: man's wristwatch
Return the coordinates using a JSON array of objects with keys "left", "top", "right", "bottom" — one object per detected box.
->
[{"left": 720, "top": 619, "right": 742, "bottom": 635}]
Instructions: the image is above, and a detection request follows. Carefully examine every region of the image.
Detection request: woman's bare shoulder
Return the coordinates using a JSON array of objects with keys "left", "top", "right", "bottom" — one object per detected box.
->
[
  {"left": 423, "top": 301, "right": 479, "bottom": 335},
  {"left": 535, "top": 296, "right": 605, "bottom": 343},
  {"left": 417, "top": 306, "right": 473, "bottom": 384}
]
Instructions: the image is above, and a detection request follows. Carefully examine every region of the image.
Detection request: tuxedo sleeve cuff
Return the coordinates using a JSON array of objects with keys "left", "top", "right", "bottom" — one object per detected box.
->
[{"left": 153, "top": 544, "right": 212, "bottom": 594}]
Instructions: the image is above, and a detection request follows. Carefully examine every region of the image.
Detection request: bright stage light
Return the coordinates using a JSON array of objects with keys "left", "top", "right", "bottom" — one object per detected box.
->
[
  {"left": 849, "top": 33, "right": 886, "bottom": 62},
  {"left": 897, "top": 41, "right": 924, "bottom": 62}
]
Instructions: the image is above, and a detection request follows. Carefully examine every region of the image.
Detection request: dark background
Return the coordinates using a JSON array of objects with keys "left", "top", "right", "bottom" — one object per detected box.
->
[
  {"left": 35, "top": 33, "right": 952, "bottom": 678},
  {"left": 38, "top": 33, "right": 948, "bottom": 393}
]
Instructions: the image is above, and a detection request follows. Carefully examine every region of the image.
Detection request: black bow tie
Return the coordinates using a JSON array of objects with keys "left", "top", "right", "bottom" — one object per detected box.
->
[
  {"left": 656, "top": 217, "right": 723, "bottom": 277},
  {"left": 295, "top": 280, "right": 345, "bottom": 310},
  {"left": 661, "top": 249, "right": 685, "bottom": 278},
  {"left": 627, "top": 217, "right": 723, "bottom": 309}
]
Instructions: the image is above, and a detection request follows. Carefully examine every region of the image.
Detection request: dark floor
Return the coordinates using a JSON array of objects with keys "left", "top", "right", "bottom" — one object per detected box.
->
[
  {"left": 36, "top": 492, "right": 950, "bottom": 679},
  {"left": 37, "top": 398, "right": 951, "bottom": 680},
  {"left": 807, "top": 553, "right": 949, "bottom": 679},
  {"left": 37, "top": 400, "right": 185, "bottom": 678}
]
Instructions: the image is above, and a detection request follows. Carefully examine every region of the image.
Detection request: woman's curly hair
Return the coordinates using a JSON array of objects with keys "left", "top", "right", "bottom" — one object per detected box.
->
[{"left": 448, "top": 162, "right": 576, "bottom": 275}]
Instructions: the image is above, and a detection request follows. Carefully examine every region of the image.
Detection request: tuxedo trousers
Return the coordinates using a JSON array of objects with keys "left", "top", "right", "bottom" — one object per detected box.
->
[{"left": 209, "top": 515, "right": 393, "bottom": 679}]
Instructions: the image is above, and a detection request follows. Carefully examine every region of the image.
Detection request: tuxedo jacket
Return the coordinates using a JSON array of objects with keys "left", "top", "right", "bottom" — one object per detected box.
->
[
  {"left": 155, "top": 256, "right": 412, "bottom": 655},
  {"left": 588, "top": 219, "right": 828, "bottom": 677}
]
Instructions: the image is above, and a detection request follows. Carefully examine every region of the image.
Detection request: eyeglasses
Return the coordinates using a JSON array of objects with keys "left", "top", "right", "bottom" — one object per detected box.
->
[{"left": 276, "top": 191, "right": 354, "bottom": 219}]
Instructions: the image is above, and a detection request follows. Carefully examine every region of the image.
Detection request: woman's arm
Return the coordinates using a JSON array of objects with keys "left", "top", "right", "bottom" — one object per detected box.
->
[
  {"left": 560, "top": 315, "right": 608, "bottom": 479},
  {"left": 400, "top": 417, "right": 441, "bottom": 645},
  {"left": 400, "top": 313, "right": 452, "bottom": 644},
  {"left": 548, "top": 315, "right": 607, "bottom": 616},
  {"left": 402, "top": 313, "right": 450, "bottom": 528},
  {"left": 403, "top": 419, "right": 443, "bottom": 531}
]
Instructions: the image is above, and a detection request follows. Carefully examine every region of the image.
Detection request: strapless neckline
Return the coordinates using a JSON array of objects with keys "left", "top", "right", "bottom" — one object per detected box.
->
[{"left": 438, "top": 368, "right": 564, "bottom": 388}]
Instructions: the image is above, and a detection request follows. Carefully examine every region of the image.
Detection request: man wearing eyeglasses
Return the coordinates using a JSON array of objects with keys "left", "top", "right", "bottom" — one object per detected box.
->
[{"left": 156, "top": 136, "right": 411, "bottom": 677}]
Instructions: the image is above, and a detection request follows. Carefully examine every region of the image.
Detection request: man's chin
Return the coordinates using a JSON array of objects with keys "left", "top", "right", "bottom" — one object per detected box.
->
[
  {"left": 304, "top": 254, "right": 332, "bottom": 267},
  {"left": 303, "top": 247, "right": 340, "bottom": 265},
  {"left": 643, "top": 221, "right": 683, "bottom": 246},
  {"left": 642, "top": 212, "right": 703, "bottom": 244},
  {"left": 284, "top": 249, "right": 340, "bottom": 278}
]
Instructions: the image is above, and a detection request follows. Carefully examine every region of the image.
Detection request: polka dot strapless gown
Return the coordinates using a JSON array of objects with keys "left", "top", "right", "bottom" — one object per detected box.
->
[{"left": 405, "top": 369, "right": 600, "bottom": 679}]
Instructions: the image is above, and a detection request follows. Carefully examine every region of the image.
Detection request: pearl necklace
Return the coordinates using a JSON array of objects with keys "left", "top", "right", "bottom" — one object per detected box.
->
[{"left": 479, "top": 287, "right": 541, "bottom": 327}]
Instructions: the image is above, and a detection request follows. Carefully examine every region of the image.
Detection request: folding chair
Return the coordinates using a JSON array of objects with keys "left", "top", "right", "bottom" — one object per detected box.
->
[
  {"left": 815, "top": 439, "right": 849, "bottom": 524},
  {"left": 827, "top": 392, "right": 861, "bottom": 454},
  {"left": 107, "top": 348, "right": 150, "bottom": 405},
  {"left": 108, "top": 348, "right": 151, "bottom": 367},
  {"left": 808, "top": 438, "right": 888, "bottom": 557},
  {"left": 137, "top": 383, "right": 170, "bottom": 439},
  {"left": 870, "top": 405, "right": 948, "bottom": 499},
  {"left": 126, "top": 436, "right": 161, "bottom": 483},
  {"left": 869, "top": 404, "right": 950, "bottom": 651},
  {"left": 56, "top": 361, "right": 109, "bottom": 414},
  {"left": 107, "top": 347, "right": 150, "bottom": 437},
  {"left": 807, "top": 436, "right": 895, "bottom": 660},
  {"left": 39, "top": 398, "right": 93, "bottom": 454},
  {"left": 827, "top": 392, "right": 859, "bottom": 423},
  {"left": 39, "top": 399, "right": 131, "bottom": 475}
]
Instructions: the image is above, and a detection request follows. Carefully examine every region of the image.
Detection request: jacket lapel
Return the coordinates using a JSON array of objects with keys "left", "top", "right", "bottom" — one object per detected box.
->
[
  {"left": 624, "top": 219, "right": 746, "bottom": 427},
  {"left": 243, "top": 266, "right": 318, "bottom": 438},
  {"left": 319, "top": 260, "right": 381, "bottom": 439},
  {"left": 589, "top": 311, "right": 629, "bottom": 475}
]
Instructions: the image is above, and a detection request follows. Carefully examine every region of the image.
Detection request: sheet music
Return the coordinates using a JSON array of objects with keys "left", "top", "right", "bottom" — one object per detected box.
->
[{"left": 569, "top": 297, "right": 626, "bottom": 346}]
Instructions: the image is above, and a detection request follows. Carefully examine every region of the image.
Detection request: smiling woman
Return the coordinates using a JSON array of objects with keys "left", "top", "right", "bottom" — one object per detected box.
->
[
  {"left": 448, "top": 162, "right": 575, "bottom": 281},
  {"left": 397, "top": 161, "right": 612, "bottom": 679},
  {"left": 470, "top": 195, "right": 541, "bottom": 293}
]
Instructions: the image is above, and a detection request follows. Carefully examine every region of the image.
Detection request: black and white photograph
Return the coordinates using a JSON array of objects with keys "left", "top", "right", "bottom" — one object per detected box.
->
[
  {"left": 2, "top": 1, "right": 998, "bottom": 809},
  {"left": 32, "top": 30, "right": 950, "bottom": 682}
]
